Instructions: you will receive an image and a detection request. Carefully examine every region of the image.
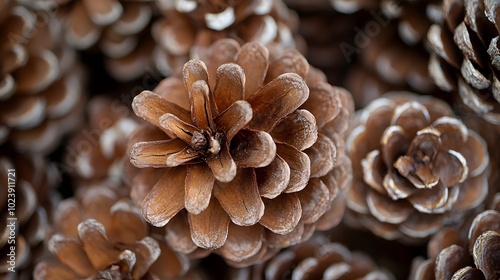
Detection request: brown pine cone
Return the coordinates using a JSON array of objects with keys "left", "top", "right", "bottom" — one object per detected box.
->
[
  {"left": 128, "top": 39, "right": 353, "bottom": 266},
  {"left": 0, "top": 1, "right": 85, "bottom": 154},
  {"left": 231, "top": 235, "right": 395, "bottom": 279},
  {"left": 58, "top": 0, "right": 155, "bottom": 81},
  {"left": 64, "top": 97, "right": 139, "bottom": 197},
  {"left": 152, "top": 0, "right": 304, "bottom": 76},
  {"left": 346, "top": 93, "right": 490, "bottom": 242},
  {"left": 410, "top": 193, "right": 500, "bottom": 280},
  {"left": 0, "top": 155, "right": 59, "bottom": 279},
  {"left": 428, "top": 0, "right": 500, "bottom": 124},
  {"left": 34, "top": 187, "right": 198, "bottom": 280}
]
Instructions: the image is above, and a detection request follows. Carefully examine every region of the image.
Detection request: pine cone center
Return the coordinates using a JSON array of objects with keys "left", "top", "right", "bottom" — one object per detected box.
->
[{"left": 190, "top": 130, "right": 224, "bottom": 156}]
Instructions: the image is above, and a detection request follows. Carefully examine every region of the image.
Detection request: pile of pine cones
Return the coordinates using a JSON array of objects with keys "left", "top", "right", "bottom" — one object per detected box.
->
[{"left": 1, "top": 0, "right": 499, "bottom": 279}]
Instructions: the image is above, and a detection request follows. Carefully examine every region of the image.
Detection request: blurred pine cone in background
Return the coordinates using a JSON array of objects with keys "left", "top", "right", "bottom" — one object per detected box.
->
[
  {"left": 0, "top": 0, "right": 85, "bottom": 154},
  {"left": 127, "top": 39, "right": 353, "bottom": 266},
  {"left": 231, "top": 235, "right": 394, "bottom": 280},
  {"left": 346, "top": 93, "right": 490, "bottom": 242},
  {"left": 56, "top": 0, "right": 156, "bottom": 81},
  {"left": 34, "top": 187, "right": 203, "bottom": 280},
  {"left": 325, "top": 0, "right": 445, "bottom": 108},
  {"left": 152, "top": 0, "right": 303, "bottom": 76},
  {"left": 410, "top": 193, "right": 500, "bottom": 280},
  {"left": 0, "top": 155, "right": 59, "bottom": 279},
  {"left": 64, "top": 96, "right": 138, "bottom": 198},
  {"left": 427, "top": 0, "right": 500, "bottom": 125},
  {"left": 283, "top": 0, "right": 368, "bottom": 86}
]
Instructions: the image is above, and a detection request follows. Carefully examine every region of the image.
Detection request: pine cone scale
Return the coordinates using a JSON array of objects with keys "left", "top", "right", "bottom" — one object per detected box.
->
[
  {"left": 212, "top": 168, "right": 264, "bottom": 227},
  {"left": 142, "top": 167, "right": 186, "bottom": 227},
  {"left": 185, "top": 164, "right": 215, "bottom": 215},
  {"left": 189, "top": 198, "right": 230, "bottom": 250}
]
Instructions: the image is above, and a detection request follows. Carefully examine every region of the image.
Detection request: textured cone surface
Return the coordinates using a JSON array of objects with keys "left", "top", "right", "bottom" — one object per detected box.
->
[
  {"left": 231, "top": 235, "right": 395, "bottom": 280},
  {"left": 0, "top": 1, "right": 85, "bottom": 154},
  {"left": 57, "top": 0, "right": 155, "bottom": 81},
  {"left": 128, "top": 39, "right": 353, "bottom": 266},
  {"left": 410, "top": 193, "right": 500, "bottom": 280},
  {"left": 34, "top": 188, "right": 196, "bottom": 280},
  {"left": 346, "top": 92, "right": 490, "bottom": 241},
  {"left": 152, "top": 0, "right": 303, "bottom": 77},
  {"left": 427, "top": 0, "right": 500, "bottom": 125}
]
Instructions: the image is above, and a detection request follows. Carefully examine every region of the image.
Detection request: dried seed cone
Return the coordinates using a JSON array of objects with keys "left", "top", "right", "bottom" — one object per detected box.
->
[
  {"left": 231, "top": 235, "right": 395, "bottom": 280},
  {"left": 410, "top": 193, "right": 500, "bottom": 280},
  {"left": 0, "top": 155, "right": 59, "bottom": 279},
  {"left": 58, "top": 0, "right": 155, "bottom": 81},
  {"left": 428, "top": 0, "right": 500, "bottom": 124},
  {"left": 34, "top": 187, "right": 196, "bottom": 280},
  {"left": 64, "top": 97, "right": 139, "bottom": 197},
  {"left": 346, "top": 93, "right": 490, "bottom": 242},
  {"left": 0, "top": 1, "right": 85, "bottom": 154},
  {"left": 152, "top": 0, "right": 303, "bottom": 76},
  {"left": 128, "top": 39, "right": 353, "bottom": 266}
]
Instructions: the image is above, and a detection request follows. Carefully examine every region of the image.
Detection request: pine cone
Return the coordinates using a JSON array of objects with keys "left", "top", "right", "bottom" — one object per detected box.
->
[
  {"left": 0, "top": 1, "right": 85, "bottom": 154},
  {"left": 410, "top": 193, "right": 500, "bottom": 280},
  {"left": 58, "top": 0, "right": 155, "bottom": 81},
  {"left": 34, "top": 187, "right": 196, "bottom": 280},
  {"left": 346, "top": 93, "right": 490, "bottom": 242},
  {"left": 152, "top": 0, "right": 303, "bottom": 76},
  {"left": 64, "top": 97, "right": 139, "bottom": 197},
  {"left": 428, "top": 0, "right": 500, "bottom": 124},
  {"left": 128, "top": 39, "right": 353, "bottom": 266},
  {"left": 231, "top": 235, "right": 395, "bottom": 279},
  {"left": 0, "top": 155, "right": 59, "bottom": 279}
]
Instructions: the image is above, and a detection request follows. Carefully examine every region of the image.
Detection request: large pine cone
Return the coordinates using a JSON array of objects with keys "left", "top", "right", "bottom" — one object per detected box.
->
[
  {"left": 410, "top": 193, "right": 500, "bottom": 280},
  {"left": 0, "top": 0, "right": 84, "bottom": 154},
  {"left": 428, "top": 0, "right": 500, "bottom": 124},
  {"left": 152, "top": 0, "right": 303, "bottom": 76},
  {"left": 64, "top": 97, "right": 139, "bottom": 197},
  {"left": 0, "top": 155, "right": 59, "bottom": 279},
  {"left": 346, "top": 93, "right": 490, "bottom": 242},
  {"left": 231, "top": 235, "right": 394, "bottom": 280},
  {"left": 128, "top": 39, "right": 353, "bottom": 266},
  {"left": 58, "top": 0, "right": 155, "bottom": 81},
  {"left": 34, "top": 187, "right": 201, "bottom": 280}
]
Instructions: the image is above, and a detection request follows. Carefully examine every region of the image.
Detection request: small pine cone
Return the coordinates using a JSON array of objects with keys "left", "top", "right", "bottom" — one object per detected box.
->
[
  {"left": 0, "top": 155, "right": 59, "bottom": 279},
  {"left": 410, "top": 193, "right": 500, "bottom": 280},
  {"left": 152, "top": 0, "right": 303, "bottom": 76},
  {"left": 58, "top": 0, "right": 155, "bottom": 81},
  {"left": 34, "top": 187, "right": 196, "bottom": 280},
  {"left": 128, "top": 39, "right": 353, "bottom": 266},
  {"left": 231, "top": 235, "right": 395, "bottom": 280},
  {"left": 0, "top": 1, "right": 85, "bottom": 154},
  {"left": 64, "top": 97, "right": 139, "bottom": 197},
  {"left": 428, "top": 0, "right": 500, "bottom": 124},
  {"left": 346, "top": 93, "right": 490, "bottom": 242}
]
